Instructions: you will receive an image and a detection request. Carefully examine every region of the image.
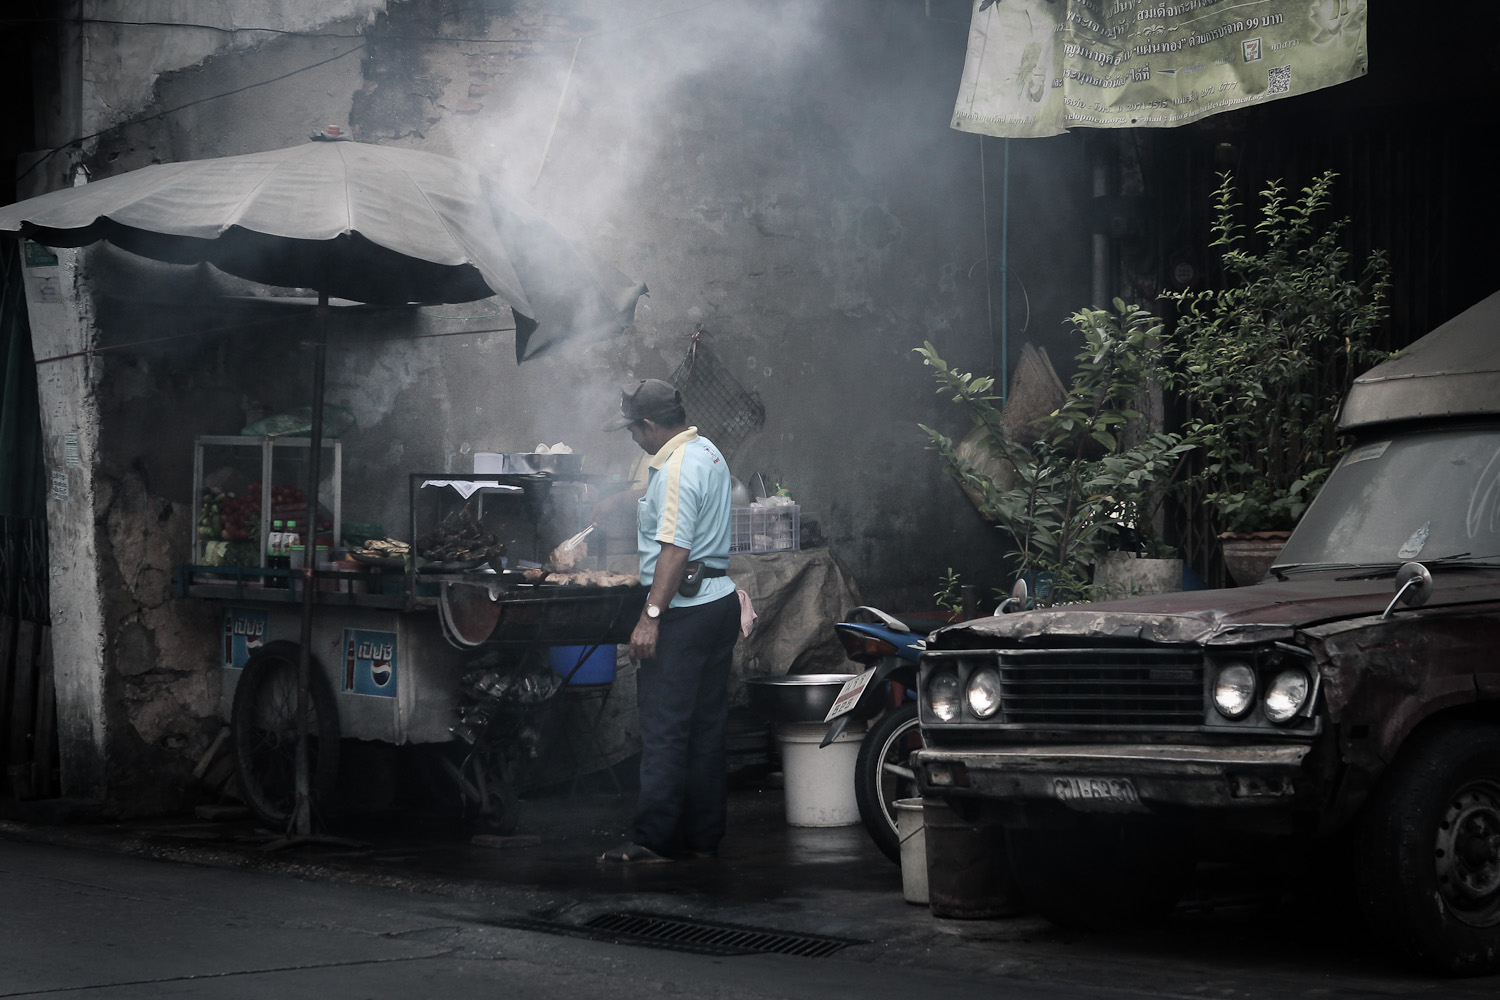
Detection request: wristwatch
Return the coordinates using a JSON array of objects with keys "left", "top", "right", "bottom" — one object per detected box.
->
[{"left": 645, "top": 602, "right": 662, "bottom": 619}]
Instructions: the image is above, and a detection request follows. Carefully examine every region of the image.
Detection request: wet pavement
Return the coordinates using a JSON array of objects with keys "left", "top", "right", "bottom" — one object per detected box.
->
[{"left": 4, "top": 770, "right": 1500, "bottom": 997}]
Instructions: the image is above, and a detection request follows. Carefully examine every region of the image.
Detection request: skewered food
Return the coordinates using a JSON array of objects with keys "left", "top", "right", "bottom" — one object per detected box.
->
[
  {"left": 351, "top": 537, "right": 411, "bottom": 560},
  {"left": 543, "top": 570, "right": 638, "bottom": 587},
  {"left": 417, "top": 504, "right": 499, "bottom": 563},
  {"left": 549, "top": 523, "right": 594, "bottom": 572}
]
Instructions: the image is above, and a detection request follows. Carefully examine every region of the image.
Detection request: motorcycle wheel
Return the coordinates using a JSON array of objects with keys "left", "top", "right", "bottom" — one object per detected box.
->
[
  {"left": 231, "top": 640, "right": 341, "bottom": 831},
  {"left": 855, "top": 703, "right": 922, "bottom": 864}
]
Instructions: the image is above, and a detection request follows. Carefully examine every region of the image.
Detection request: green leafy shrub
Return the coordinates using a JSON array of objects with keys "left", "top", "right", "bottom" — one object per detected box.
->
[
  {"left": 918, "top": 299, "right": 1194, "bottom": 606},
  {"left": 1164, "top": 171, "right": 1390, "bottom": 534}
]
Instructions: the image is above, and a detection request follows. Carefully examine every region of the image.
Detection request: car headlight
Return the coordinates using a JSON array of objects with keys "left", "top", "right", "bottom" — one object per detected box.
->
[
  {"left": 928, "top": 671, "right": 961, "bottom": 722},
  {"left": 1263, "top": 668, "right": 1311, "bottom": 723},
  {"left": 1212, "top": 663, "right": 1257, "bottom": 719},
  {"left": 966, "top": 667, "right": 1002, "bottom": 719}
]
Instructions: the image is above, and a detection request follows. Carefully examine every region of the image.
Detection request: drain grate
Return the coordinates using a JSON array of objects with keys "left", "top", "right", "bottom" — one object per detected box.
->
[{"left": 492, "top": 911, "right": 860, "bottom": 958}]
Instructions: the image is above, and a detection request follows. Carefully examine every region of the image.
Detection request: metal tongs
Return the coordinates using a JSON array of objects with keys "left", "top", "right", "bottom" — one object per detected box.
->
[{"left": 550, "top": 522, "right": 596, "bottom": 570}]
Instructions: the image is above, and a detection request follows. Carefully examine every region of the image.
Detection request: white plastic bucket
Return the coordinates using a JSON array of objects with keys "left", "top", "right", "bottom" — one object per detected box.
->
[
  {"left": 894, "top": 797, "right": 928, "bottom": 905},
  {"left": 776, "top": 721, "right": 863, "bottom": 827}
]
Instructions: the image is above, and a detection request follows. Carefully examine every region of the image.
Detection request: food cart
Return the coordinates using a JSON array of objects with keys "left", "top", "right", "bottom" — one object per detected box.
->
[{"left": 179, "top": 436, "right": 645, "bottom": 833}]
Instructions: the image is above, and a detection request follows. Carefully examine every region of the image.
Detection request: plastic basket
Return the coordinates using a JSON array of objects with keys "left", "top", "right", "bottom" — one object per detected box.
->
[{"left": 730, "top": 505, "right": 800, "bottom": 553}]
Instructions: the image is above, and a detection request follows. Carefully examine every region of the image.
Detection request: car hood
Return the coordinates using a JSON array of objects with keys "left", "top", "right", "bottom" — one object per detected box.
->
[{"left": 929, "top": 569, "right": 1500, "bottom": 649}]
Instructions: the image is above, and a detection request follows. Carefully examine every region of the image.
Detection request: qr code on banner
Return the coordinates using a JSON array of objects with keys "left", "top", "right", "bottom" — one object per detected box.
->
[{"left": 1268, "top": 65, "right": 1292, "bottom": 95}]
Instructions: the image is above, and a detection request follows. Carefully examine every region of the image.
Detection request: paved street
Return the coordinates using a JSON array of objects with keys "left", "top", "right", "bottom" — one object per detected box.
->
[{"left": 3, "top": 779, "right": 1498, "bottom": 999}]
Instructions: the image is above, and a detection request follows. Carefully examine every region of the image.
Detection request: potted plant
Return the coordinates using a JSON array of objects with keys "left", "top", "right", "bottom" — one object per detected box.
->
[
  {"left": 917, "top": 299, "right": 1195, "bottom": 606},
  {"left": 1163, "top": 170, "right": 1390, "bottom": 583}
]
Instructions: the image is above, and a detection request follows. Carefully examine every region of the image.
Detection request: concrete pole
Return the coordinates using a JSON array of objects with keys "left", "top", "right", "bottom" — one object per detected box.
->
[{"left": 17, "top": 245, "right": 109, "bottom": 801}]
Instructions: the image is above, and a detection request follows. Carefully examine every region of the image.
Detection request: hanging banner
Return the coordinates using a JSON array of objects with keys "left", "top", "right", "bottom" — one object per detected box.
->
[{"left": 951, "top": 0, "right": 1369, "bottom": 138}]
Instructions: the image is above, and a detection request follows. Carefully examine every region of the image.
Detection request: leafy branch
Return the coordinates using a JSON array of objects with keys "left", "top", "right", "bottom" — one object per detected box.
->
[
  {"left": 1164, "top": 170, "right": 1390, "bottom": 534},
  {"left": 917, "top": 299, "right": 1193, "bottom": 606}
]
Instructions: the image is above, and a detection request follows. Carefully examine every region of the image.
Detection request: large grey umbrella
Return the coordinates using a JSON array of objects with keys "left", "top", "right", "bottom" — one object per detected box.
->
[
  {"left": 0, "top": 134, "right": 646, "bottom": 360},
  {"left": 0, "top": 134, "right": 647, "bottom": 836}
]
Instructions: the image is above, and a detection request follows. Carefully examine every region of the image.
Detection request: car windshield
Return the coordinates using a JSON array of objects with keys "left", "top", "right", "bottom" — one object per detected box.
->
[{"left": 1276, "top": 426, "right": 1500, "bottom": 571}]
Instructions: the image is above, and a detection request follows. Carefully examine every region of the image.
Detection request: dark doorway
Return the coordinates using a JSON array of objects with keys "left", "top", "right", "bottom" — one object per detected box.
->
[{"left": 1, "top": 238, "right": 56, "bottom": 801}]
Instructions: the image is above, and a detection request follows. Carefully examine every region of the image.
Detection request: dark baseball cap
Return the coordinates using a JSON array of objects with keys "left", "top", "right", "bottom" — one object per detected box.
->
[{"left": 603, "top": 379, "right": 683, "bottom": 431}]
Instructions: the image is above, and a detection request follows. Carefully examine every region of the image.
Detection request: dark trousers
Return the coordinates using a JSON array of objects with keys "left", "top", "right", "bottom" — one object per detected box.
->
[{"left": 633, "top": 592, "right": 740, "bottom": 854}]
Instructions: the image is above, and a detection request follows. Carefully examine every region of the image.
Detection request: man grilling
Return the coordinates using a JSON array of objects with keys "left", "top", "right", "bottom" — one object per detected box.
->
[{"left": 599, "top": 379, "right": 739, "bottom": 863}]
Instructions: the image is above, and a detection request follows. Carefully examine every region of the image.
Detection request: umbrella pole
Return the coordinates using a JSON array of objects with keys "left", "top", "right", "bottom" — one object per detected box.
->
[{"left": 292, "top": 294, "right": 330, "bottom": 838}]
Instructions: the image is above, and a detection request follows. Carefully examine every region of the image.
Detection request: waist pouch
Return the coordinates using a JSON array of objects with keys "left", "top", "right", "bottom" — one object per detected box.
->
[{"left": 678, "top": 561, "right": 728, "bottom": 598}]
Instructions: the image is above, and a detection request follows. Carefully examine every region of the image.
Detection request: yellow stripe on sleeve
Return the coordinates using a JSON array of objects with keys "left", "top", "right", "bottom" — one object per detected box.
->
[{"left": 657, "top": 448, "right": 685, "bottom": 544}]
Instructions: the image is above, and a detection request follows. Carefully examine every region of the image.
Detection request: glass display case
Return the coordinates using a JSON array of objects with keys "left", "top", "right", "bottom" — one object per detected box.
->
[
  {"left": 192, "top": 435, "right": 342, "bottom": 574},
  {"left": 406, "top": 472, "right": 594, "bottom": 571}
]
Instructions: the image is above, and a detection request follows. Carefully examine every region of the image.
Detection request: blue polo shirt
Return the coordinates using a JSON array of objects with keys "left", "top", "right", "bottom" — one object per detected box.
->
[{"left": 637, "top": 428, "right": 734, "bottom": 608}]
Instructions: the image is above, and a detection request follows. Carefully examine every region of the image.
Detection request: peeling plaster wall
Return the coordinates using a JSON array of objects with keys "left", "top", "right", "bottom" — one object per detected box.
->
[
  {"left": 96, "top": 470, "right": 222, "bottom": 815},
  {"left": 36, "top": 0, "right": 1092, "bottom": 813},
  {"left": 78, "top": 0, "right": 390, "bottom": 140}
]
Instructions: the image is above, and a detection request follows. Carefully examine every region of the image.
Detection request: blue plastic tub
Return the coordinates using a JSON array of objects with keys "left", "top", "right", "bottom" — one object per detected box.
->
[{"left": 549, "top": 644, "right": 617, "bottom": 685}]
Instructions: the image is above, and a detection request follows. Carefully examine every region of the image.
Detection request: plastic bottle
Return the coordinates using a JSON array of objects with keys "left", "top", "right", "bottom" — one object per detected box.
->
[{"left": 269, "top": 519, "right": 295, "bottom": 588}]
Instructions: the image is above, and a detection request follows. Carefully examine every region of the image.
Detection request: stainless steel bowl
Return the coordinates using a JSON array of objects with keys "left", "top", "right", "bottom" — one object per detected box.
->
[
  {"left": 744, "top": 673, "right": 859, "bottom": 725},
  {"left": 501, "top": 453, "right": 584, "bottom": 475}
]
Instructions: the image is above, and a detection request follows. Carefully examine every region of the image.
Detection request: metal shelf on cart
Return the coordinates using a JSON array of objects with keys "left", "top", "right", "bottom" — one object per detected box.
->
[{"left": 174, "top": 564, "right": 407, "bottom": 609}]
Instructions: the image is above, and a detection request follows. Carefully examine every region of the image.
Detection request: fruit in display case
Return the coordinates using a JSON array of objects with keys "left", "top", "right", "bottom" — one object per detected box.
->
[{"left": 198, "top": 481, "right": 327, "bottom": 543}]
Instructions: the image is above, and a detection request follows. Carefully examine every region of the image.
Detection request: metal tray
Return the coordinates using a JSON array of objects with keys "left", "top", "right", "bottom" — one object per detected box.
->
[
  {"left": 417, "top": 556, "right": 490, "bottom": 573},
  {"left": 348, "top": 550, "right": 405, "bottom": 569},
  {"left": 500, "top": 453, "right": 584, "bottom": 475}
]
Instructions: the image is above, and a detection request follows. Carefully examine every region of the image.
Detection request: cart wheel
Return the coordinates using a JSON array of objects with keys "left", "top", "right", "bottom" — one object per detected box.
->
[{"left": 231, "top": 640, "right": 341, "bottom": 831}]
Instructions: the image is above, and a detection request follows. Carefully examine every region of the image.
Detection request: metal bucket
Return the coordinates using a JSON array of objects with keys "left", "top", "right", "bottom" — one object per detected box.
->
[{"left": 923, "top": 798, "right": 1025, "bottom": 919}]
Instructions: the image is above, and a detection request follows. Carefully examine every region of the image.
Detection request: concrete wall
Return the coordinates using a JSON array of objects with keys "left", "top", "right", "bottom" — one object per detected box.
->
[{"left": 30, "top": 0, "right": 1093, "bottom": 812}]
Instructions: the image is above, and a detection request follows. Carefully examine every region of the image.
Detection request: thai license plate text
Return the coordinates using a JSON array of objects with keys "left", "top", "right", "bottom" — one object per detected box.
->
[
  {"left": 824, "top": 668, "right": 876, "bottom": 722},
  {"left": 1052, "top": 776, "right": 1140, "bottom": 805}
]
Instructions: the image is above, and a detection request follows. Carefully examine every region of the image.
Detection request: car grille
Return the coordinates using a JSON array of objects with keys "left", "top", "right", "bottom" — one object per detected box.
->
[{"left": 990, "top": 648, "right": 1204, "bottom": 727}]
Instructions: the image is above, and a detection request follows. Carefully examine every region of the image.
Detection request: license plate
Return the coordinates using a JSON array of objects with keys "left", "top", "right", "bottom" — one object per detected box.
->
[
  {"left": 823, "top": 667, "right": 876, "bottom": 723},
  {"left": 1052, "top": 775, "right": 1140, "bottom": 806}
]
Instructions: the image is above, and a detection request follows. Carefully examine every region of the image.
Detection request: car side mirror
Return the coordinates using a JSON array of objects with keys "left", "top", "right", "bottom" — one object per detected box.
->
[
  {"left": 1381, "top": 561, "right": 1432, "bottom": 619},
  {"left": 995, "top": 578, "right": 1029, "bottom": 615}
]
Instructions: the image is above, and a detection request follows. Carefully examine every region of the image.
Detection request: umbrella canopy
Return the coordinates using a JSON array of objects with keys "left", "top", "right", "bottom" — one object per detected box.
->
[{"left": 0, "top": 135, "right": 646, "bottom": 360}]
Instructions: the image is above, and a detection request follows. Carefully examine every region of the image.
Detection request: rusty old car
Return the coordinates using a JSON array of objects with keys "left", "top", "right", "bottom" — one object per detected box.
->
[{"left": 913, "top": 291, "right": 1500, "bottom": 976}]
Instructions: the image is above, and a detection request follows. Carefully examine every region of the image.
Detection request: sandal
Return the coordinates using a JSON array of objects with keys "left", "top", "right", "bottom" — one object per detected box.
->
[{"left": 598, "top": 842, "right": 673, "bottom": 864}]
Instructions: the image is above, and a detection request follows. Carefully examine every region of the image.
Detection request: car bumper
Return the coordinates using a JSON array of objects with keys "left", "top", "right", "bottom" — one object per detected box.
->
[{"left": 913, "top": 743, "right": 1312, "bottom": 813}]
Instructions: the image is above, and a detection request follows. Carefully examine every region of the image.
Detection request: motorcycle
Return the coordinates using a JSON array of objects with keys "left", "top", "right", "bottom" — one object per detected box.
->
[
  {"left": 822, "top": 583, "right": 1031, "bottom": 863},
  {"left": 820, "top": 606, "right": 939, "bottom": 864}
]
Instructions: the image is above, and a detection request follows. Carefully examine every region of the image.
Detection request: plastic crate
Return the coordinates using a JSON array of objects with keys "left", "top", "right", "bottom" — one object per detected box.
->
[{"left": 730, "top": 504, "right": 800, "bottom": 553}]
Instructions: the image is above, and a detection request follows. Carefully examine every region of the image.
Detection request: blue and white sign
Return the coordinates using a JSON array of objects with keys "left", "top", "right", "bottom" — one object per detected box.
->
[{"left": 341, "top": 628, "right": 398, "bottom": 698}]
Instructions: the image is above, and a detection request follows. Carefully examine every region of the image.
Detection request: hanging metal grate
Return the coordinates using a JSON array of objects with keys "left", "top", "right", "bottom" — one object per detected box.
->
[{"left": 669, "top": 331, "right": 765, "bottom": 461}]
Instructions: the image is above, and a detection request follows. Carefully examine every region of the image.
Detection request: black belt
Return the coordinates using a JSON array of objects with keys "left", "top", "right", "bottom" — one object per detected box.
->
[{"left": 678, "top": 561, "right": 728, "bottom": 597}]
